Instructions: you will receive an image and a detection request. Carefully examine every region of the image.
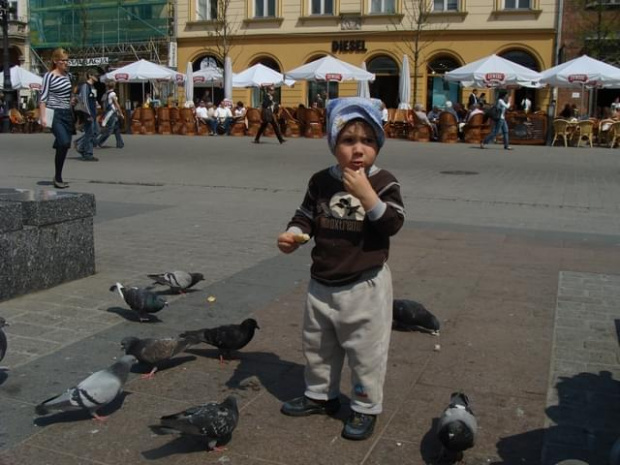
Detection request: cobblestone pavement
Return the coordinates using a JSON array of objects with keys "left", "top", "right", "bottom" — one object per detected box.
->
[{"left": 0, "top": 134, "right": 619, "bottom": 464}]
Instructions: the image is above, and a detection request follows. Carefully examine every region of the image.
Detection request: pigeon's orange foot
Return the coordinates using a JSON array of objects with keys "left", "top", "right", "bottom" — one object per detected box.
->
[{"left": 92, "top": 413, "right": 109, "bottom": 422}]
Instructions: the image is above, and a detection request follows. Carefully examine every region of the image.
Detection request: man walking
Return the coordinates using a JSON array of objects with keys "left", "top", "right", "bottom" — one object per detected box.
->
[
  {"left": 253, "top": 86, "right": 285, "bottom": 144},
  {"left": 75, "top": 69, "right": 99, "bottom": 161}
]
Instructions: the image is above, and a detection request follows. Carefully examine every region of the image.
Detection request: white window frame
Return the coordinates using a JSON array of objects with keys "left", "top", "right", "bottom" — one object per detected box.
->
[
  {"left": 311, "top": 0, "right": 334, "bottom": 15},
  {"left": 255, "top": 0, "right": 277, "bottom": 17},
  {"left": 433, "top": 0, "right": 459, "bottom": 11},
  {"left": 197, "top": 0, "right": 217, "bottom": 20},
  {"left": 370, "top": 0, "right": 396, "bottom": 14},
  {"left": 505, "top": 0, "right": 531, "bottom": 9}
]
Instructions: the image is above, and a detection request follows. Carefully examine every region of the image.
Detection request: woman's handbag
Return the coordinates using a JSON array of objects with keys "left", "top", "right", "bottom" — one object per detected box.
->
[{"left": 74, "top": 100, "right": 89, "bottom": 116}]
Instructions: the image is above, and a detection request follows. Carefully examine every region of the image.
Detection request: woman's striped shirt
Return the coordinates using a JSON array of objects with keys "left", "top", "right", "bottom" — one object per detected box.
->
[{"left": 41, "top": 72, "right": 72, "bottom": 110}]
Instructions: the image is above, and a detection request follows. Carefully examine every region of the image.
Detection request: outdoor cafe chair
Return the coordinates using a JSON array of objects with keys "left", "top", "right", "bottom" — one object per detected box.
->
[
  {"left": 573, "top": 120, "right": 594, "bottom": 148},
  {"left": 609, "top": 121, "right": 620, "bottom": 149},
  {"left": 551, "top": 119, "right": 571, "bottom": 147}
]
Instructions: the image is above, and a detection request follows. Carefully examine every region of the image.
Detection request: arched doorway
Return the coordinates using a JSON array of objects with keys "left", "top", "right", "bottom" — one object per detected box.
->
[
  {"left": 499, "top": 50, "right": 540, "bottom": 112},
  {"left": 250, "top": 57, "right": 283, "bottom": 107},
  {"left": 427, "top": 55, "right": 461, "bottom": 110},
  {"left": 367, "top": 55, "right": 399, "bottom": 108},
  {"left": 301, "top": 54, "right": 338, "bottom": 107},
  {"left": 192, "top": 54, "right": 224, "bottom": 104}
]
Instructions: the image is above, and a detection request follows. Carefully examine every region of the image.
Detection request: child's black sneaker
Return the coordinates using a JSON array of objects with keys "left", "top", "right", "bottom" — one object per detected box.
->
[
  {"left": 281, "top": 396, "right": 340, "bottom": 417},
  {"left": 342, "top": 412, "right": 376, "bottom": 440}
]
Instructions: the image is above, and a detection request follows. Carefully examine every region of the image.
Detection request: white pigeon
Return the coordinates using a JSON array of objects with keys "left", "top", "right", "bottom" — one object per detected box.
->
[{"left": 35, "top": 355, "right": 137, "bottom": 421}]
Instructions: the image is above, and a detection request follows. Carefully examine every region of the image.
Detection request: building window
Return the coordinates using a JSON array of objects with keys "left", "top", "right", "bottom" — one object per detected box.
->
[
  {"left": 197, "top": 0, "right": 218, "bottom": 20},
  {"left": 9, "top": 1, "right": 18, "bottom": 20},
  {"left": 370, "top": 0, "right": 396, "bottom": 14},
  {"left": 505, "top": 0, "right": 531, "bottom": 9},
  {"left": 255, "top": 0, "right": 277, "bottom": 17},
  {"left": 311, "top": 0, "right": 334, "bottom": 15},
  {"left": 434, "top": 0, "right": 458, "bottom": 11}
]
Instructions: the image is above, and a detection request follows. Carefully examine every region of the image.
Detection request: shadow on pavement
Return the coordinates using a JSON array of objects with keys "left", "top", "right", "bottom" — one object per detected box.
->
[
  {"left": 130, "top": 355, "right": 196, "bottom": 376},
  {"left": 106, "top": 306, "right": 163, "bottom": 323},
  {"left": 34, "top": 391, "right": 131, "bottom": 426},
  {"left": 492, "top": 371, "right": 620, "bottom": 465},
  {"left": 141, "top": 432, "right": 233, "bottom": 459}
]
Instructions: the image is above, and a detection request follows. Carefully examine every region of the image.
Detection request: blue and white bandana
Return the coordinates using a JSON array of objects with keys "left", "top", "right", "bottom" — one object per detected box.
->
[{"left": 326, "top": 97, "right": 385, "bottom": 154}]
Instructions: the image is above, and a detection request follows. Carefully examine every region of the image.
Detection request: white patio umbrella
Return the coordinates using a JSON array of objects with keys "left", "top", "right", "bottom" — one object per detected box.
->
[
  {"left": 185, "top": 62, "right": 194, "bottom": 105},
  {"left": 356, "top": 62, "right": 371, "bottom": 98},
  {"left": 0, "top": 66, "right": 42, "bottom": 90},
  {"left": 224, "top": 56, "right": 233, "bottom": 100},
  {"left": 285, "top": 55, "right": 375, "bottom": 82},
  {"left": 101, "top": 59, "right": 184, "bottom": 83},
  {"left": 232, "top": 63, "right": 294, "bottom": 88},
  {"left": 444, "top": 54, "right": 542, "bottom": 88},
  {"left": 540, "top": 55, "right": 620, "bottom": 88},
  {"left": 398, "top": 55, "right": 411, "bottom": 109}
]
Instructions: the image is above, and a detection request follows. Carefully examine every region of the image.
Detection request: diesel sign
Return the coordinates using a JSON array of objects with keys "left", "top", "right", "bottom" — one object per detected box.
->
[{"left": 332, "top": 40, "right": 367, "bottom": 53}]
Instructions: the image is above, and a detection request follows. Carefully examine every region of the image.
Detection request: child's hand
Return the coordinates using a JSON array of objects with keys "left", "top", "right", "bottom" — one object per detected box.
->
[
  {"left": 277, "top": 232, "right": 300, "bottom": 254},
  {"left": 343, "top": 167, "right": 379, "bottom": 210}
]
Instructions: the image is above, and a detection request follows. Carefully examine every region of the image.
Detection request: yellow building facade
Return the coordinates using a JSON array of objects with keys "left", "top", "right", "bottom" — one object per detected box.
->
[{"left": 176, "top": 0, "right": 556, "bottom": 111}]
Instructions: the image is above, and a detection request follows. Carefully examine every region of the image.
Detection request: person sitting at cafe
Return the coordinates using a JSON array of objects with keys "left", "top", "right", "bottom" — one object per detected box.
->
[
  {"left": 196, "top": 101, "right": 209, "bottom": 125},
  {"left": 412, "top": 103, "right": 437, "bottom": 140},
  {"left": 211, "top": 100, "right": 234, "bottom": 135},
  {"left": 444, "top": 101, "right": 460, "bottom": 122},
  {"left": 559, "top": 103, "right": 573, "bottom": 119},
  {"left": 427, "top": 105, "right": 441, "bottom": 125}
]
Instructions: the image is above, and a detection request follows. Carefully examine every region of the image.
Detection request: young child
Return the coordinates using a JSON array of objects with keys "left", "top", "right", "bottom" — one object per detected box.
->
[{"left": 277, "top": 97, "right": 405, "bottom": 441}]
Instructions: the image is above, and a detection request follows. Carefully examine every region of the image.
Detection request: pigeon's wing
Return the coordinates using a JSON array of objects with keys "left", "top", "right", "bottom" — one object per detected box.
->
[
  {"left": 147, "top": 273, "right": 172, "bottom": 287},
  {"left": 202, "top": 325, "right": 240, "bottom": 350},
  {"left": 159, "top": 404, "right": 213, "bottom": 436},
  {"left": 36, "top": 387, "right": 81, "bottom": 414},
  {"left": 169, "top": 271, "right": 192, "bottom": 290},
  {"left": 123, "top": 287, "right": 146, "bottom": 311},
  {"left": 74, "top": 368, "right": 124, "bottom": 410},
  {"left": 144, "top": 292, "right": 167, "bottom": 313},
  {"left": 191, "top": 402, "right": 238, "bottom": 439},
  {"left": 139, "top": 338, "right": 187, "bottom": 364},
  {"left": 0, "top": 328, "right": 6, "bottom": 362},
  {"left": 393, "top": 299, "right": 440, "bottom": 332}
]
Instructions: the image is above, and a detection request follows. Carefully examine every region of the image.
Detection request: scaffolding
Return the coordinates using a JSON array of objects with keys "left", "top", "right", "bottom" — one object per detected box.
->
[{"left": 28, "top": 0, "right": 173, "bottom": 65}]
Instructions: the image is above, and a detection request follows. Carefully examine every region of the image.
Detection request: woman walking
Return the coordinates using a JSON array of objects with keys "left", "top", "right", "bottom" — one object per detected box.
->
[{"left": 40, "top": 48, "right": 74, "bottom": 189}]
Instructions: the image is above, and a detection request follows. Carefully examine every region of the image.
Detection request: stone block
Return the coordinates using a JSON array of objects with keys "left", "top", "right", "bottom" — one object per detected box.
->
[
  {"left": 0, "top": 201, "right": 23, "bottom": 233},
  {"left": 0, "top": 188, "right": 96, "bottom": 302}
]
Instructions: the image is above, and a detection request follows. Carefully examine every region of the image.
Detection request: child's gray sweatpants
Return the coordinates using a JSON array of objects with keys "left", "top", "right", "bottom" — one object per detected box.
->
[{"left": 303, "top": 264, "right": 393, "bottom": 415}]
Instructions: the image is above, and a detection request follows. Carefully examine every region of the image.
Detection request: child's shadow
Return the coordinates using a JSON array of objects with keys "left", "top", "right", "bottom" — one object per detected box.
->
[{"left": 142, "top": 431, "right": 233, "bottom": 459}]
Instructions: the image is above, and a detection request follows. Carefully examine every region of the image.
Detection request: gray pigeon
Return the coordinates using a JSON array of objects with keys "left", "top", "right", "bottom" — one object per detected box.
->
[
  {"left": 35, "top": 355, "right": 137, "bottom": 421},
  {"left": 0, "top": 317, "right": 8, "bottom": 366},
  {"left": 180, "top": 318, "right": 260, "bottom": 363},
  {"left": 436, "top": 392, "right": 477, "bottom": 456},
  {"left": 392, "top": 299, "right": 440, "bottom": 335},
  {"left": 121, "top": 336, "right": 198, "bottom": 379},
  {"left": 147, "top": 271, "right": 205, "bottom": 293},
  {"left": 150, "top": 396, "right": 239, "bottom": 451},
  {"left": 109, "top": 282, "right": 168, "bottom": 322}
]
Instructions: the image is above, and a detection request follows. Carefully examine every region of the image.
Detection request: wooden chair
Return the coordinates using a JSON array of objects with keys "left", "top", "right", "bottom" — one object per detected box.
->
[
  {"left": 280, "top": 107, "right": 303, "bottom": 138},
  {"left": 573, "top": 120, "right": 594, "bottom": 148},
  {"left": 390, "top": 109, "right": 412, "bottom": 139},
  {"left": 461, "top": 113, "right": 486, "bottom": 144},
  {"left": 304, "top": 108, "right": 324, "bottom": 138},
  {"left": 157, "top": 107, "right": 171, "bottom": 135},
  {"left": 409, "top": 111, "right": 432, "bottom": 142},
  {"left": 229, "top": 116, "right": 247, "bottom": 136},
  {"left": 383, "top": 109, "right": 396, "bottom": 138},
  {"left": 9, "top": 108, "right": 26, "bottom": 133},
  {"left": 246, "top": 108, "right": 262, "bottom": 137},
  {"left": 438, "top": 111, "right": 458, "bottom": 143},
  {"left": 608, "top": 121, "right": 620, "bottom": 149},
  {"left": 130, "top": 107, "right": 142, "bottom": 135},
  {"left": 551, "top": 119, "right": 571, "bottom": 147},
  {"left": 179, "top": 108, "right": 196, "bottom": 136}
]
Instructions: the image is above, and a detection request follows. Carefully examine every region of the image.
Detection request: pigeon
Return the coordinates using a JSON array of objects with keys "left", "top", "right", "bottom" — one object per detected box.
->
[
  {"left": 35, "top": 355, "right": 137, "bottom": 421},
  {"left": 147, "top": 271, "right": 205, "bottom": 294},
  {"left": 436, "top": 392, "right": 477, "bottom": 456},
  {"left": 109, "top": 282, "right": 168, "bottom": 322},
  {"left": 0, "top": 317, "right": 8, "bottom": 367},
  {"left": 150, "top": 396, "right": 239, "bottom": 451},
  {"left": 121, "top": 336, "right": 198, "bottom": 379},
  {"left": 392, "top": 299, "right": 441, "bottom": 335},
  {"left": 180, "top": 318, "right": 260, "bottom": 363}
]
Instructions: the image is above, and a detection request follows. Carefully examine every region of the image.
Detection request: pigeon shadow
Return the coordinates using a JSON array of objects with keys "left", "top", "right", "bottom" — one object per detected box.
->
[
  {"left": 491, "top": 370, "right": 620, "bottom": 465},
  {"left": 34, "top": 392, "right": 131, "bottom": 426},
  {"left": 130, "top": 355, "right": 197, "bottom": 375},
  {"left": 106, "top": 306, "right": 163, "bottom": 323},
  {"left": 144, "top": 287, "right": 201, "bottom": 296},
  {"left": 0, "top": 370, "right": 8, "bottom": 386},
  {"left": 142, "top": 433, "right": 232, "bottom": 459},
  {"left": 418, "top": 418, "right": 461, "bottom": 465}
]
